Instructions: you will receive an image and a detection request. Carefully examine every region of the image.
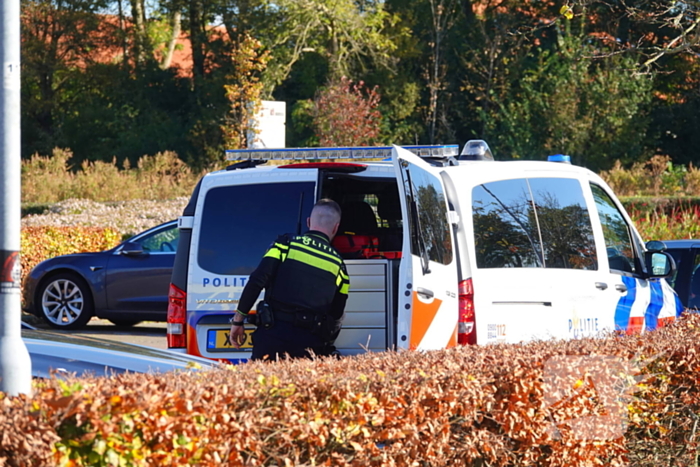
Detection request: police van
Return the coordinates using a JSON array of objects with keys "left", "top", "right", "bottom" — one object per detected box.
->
[{"left": 166, "top": 141, "right": 683, "bottom": 362}]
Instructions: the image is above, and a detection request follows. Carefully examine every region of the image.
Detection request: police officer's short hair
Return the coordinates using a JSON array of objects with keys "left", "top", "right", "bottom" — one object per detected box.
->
[{"left": 313, "top": 199, "right": 341, "bottom": 227}]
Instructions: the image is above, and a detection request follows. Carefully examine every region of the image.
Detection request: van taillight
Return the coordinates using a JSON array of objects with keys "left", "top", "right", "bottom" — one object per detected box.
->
[
  {"left": 458, "top": 278, "right": 477, "bottom": 345},
  {"left": 167, "top": 283, "right": 187, "bottom": 348}
]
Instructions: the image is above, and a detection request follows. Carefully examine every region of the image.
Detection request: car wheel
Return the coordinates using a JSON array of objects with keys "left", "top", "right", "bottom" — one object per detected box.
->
[
  {"left": 38, "top": 273, "right": 94, "bottom": 330},
  {"left": 108, "top": 318, "right": 142, "bottom": 327}
]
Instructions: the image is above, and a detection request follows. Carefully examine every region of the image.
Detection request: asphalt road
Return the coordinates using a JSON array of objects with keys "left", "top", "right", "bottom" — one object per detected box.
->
[{"left": 27, "top": 316, "right": 168, "bottom": 350}]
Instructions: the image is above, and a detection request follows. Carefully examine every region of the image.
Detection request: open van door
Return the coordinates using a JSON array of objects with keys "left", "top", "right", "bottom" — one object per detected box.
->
[{"left": 393, "top": 146, "right": 459, "bottom": 350}]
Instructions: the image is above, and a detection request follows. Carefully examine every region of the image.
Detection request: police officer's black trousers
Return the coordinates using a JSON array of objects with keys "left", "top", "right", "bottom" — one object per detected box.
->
[{"left": 250, "top": 323, "right": 331, "bottom": 361}]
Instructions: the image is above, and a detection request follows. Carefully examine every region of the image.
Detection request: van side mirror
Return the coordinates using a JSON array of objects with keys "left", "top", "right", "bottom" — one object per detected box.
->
[
  {"left": 645, "top": 250, "right": 675, "bottom": 278},
  {"left": 119, "top": 242, "right": 145, "bottom": 256}
]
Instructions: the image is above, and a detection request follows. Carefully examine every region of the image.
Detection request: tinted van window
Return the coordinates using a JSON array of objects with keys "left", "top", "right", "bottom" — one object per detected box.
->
[
  {"left": 472, "top": 179, "right": 542, "bottom": 268},
  {"left": 198, "top": 182, "right": 316, "bottom": 275},
  {"left": 473, "top": 178, "right": 597, "bottom": 270},
  {"left": 529, "top": 178, "right": 597, "bottom": 270}
]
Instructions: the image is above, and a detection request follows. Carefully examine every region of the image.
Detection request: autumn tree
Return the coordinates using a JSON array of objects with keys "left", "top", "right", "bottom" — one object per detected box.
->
[
  {"left": 221, "top": 35, "right": 270, "bottom": 150},
  {"left": 564, "top": 0, "right": 700, "bottom": 166},
  {"left": 311, "top": 77, "right": 382, "bottom": 147}
]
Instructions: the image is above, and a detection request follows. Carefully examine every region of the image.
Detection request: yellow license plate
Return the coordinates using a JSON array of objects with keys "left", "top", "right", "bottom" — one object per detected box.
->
[{"left": 206, "top": 328, "right": 254, "bottom": 352}]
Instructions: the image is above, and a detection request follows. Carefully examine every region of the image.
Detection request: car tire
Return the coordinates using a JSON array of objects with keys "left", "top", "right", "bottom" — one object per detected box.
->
[
  {"left": 38, "top": 273, "right": 94, "bottom": 330},
  {"left": 108, "top": 318, "right": 142, "bottom": 327}
]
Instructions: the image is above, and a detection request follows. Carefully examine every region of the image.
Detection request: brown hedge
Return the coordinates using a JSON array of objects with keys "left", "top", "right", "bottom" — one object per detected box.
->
[
  {"left": 19, "top": 226, "right": 121, "bottom": 287},
  {"left": 2, "top": 314, "right": 700, "bottom": 467}
]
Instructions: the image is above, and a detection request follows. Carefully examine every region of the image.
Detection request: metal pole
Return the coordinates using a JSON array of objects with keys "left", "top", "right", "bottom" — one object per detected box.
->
[{"left": 0, "top": 0, "right": 32, "bottom": 395}]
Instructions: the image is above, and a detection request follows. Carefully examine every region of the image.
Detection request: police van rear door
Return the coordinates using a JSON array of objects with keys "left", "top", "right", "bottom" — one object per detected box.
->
[
  {"left": 187, "top": 168, "right": 319, "bottom": 361},
  {"left": 392, "top": 146, "right": 459, "bottom": 350}
]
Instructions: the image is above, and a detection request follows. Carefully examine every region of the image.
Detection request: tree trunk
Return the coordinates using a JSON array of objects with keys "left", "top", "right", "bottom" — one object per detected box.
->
[
  {"left": 118, "top": 0, "right": 129, "bottom": 69},
  {"left": 189, "top": 0, "right": 206, "bottom": 91},
  {"left": 129, "top": 0, "right": 149, "bottom": 66},
  {"left": 160, "top": 10, "right": 182, "bottom": 69}
]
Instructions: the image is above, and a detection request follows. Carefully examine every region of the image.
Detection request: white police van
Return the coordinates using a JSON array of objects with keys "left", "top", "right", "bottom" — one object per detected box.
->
[{"left": 166, "top": 141, "right": 682, "bottom": 362}]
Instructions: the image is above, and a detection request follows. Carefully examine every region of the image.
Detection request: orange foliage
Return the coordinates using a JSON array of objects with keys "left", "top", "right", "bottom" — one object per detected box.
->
[
  {"left": 3, "top": 313, "right": 700, "bottom": 465},
  {"left": 19, "top": 226, "right": 120, "bottom": 287}
]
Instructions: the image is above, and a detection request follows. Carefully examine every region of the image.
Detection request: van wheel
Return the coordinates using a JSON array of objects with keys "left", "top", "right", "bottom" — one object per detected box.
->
[
  {"left": 108, "top": 318, "right": 142, "bottom": 327},
  {"left": 38, "top": 273, "right": 94, "bottom": 330}
]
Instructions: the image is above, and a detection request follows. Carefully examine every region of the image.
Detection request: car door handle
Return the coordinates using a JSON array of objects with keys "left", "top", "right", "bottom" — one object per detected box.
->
[
  {"left": 417, "top": 287, "right": 434, "bottom": 299},
  {"left": 595, "top": 282, "right": 608, "bottom": 290},
  {"left": 615, "top": 284, "right": 628, "bottom": 293}
]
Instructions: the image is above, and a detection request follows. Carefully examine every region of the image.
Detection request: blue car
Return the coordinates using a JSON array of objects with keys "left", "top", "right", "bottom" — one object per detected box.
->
[
  {"left": 663, "top": 239, "right": 700, "bottom": 310},
  {"left": 23, "top": 220, "right": 178, "bottom": 330}
]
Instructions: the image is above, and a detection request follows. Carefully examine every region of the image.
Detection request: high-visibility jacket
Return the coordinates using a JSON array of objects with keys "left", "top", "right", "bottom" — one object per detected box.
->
[{"left": 237, "top": 231, "right": 350, "bottom": 321}]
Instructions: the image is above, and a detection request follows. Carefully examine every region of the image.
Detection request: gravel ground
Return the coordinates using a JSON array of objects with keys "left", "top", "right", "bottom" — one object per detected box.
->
[{"left": 21, "top": 198, "right": 189, "bottom": 236}]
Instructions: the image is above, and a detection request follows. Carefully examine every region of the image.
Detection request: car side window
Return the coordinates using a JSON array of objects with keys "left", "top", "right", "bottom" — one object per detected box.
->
[
  {"left": 135, "top": 225, "right": 180, "bottom": 252},
  {"left": 590, "top": 184, "right": 637, "bottom": 275},
  {"left": 472, "top": 177, "right": 597, "bottom": 270}
]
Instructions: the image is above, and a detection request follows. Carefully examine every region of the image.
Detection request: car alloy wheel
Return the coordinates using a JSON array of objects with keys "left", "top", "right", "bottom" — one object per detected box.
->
[{"left": 39, "top": 274, "right": 94, "bottom": 329}]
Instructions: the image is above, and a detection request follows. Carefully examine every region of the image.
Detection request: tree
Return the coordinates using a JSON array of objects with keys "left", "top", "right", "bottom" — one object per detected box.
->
[
  {"left": 310, "top": 77, "right": 382, "bottom": 147},
  {"left": 563, "top": 0, "right": 700, "bottom": 166},
  {"left": 215, "top": 0, "right": 398, "bottom": 95},
  {"left": 473, "top": 7, "right": 653, "bottom": 170},
  {"left": 21, "top": 0, "right": 116, "bottom": 157},
  {"left": 425, "top": 0, "right": 460, "bottom": 143},
  {"left": 221, "top": 34, "right": 270, "bottom": 150}
]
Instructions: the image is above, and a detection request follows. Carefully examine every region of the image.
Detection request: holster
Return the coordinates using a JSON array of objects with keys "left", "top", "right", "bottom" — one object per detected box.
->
[{"left": 256, "top": 301, "right": 275, "bottom": 329}]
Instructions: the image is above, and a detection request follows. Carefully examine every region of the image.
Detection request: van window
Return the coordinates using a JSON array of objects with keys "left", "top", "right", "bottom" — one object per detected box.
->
[
  {"left": 590, "top": 184, "right": 638, "bottom": 274},
  {"left": 399, "top": 164, "right": 453, "bottom": 265},
  {"left": 198, "top": 182, "right": 316, "bottom": 275},
  {"left": 528, "top": 178, "right": 597, "bottom": 270},
  {"left": 472, "top": 178, "right": 597, "bottom": 270}
]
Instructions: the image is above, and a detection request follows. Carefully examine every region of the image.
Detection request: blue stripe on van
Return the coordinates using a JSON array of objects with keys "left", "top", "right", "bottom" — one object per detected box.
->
[
  {"left": 614, "top": 276, "right": 637, "bottom": 331},
  {"left": 676, "top": 294, "right": 685, "bottom": 316},
  {"left": 644, "top": 279, "right": 664, "bottom": 331}
]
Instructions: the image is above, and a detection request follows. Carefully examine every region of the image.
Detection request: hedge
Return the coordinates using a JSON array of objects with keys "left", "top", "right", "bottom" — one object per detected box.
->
[
  {"left": 2, "top": 313, "right": 700, "bottom": 466},
  {"left": 19, "top": 226, "right": 121, "bottom": 287}
]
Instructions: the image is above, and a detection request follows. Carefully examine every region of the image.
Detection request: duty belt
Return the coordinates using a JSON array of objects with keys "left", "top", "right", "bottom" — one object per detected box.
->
[{"left": 274, "top": 309, "right": 325, "bottom": 329}]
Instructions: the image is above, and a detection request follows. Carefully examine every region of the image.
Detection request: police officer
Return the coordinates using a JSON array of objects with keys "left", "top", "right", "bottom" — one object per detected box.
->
[{"left": 229, "top": 199, "right": 350, "bottom": 360}]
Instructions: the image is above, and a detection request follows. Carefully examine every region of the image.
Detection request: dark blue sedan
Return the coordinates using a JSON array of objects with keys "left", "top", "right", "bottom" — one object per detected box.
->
[
  {"left": 663, "top": 239, "right": 700, "bottom": 310},
  {"left": 23, "top": 220, "right": 178, "bottom": 330}
]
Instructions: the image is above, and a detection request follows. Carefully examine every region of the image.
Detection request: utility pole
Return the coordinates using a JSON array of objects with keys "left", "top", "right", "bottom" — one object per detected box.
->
[{"left": 0, "top": 0, "right": 32, "bottom": 395}]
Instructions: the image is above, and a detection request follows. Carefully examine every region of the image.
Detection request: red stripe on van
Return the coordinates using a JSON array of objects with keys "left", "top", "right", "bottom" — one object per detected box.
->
[{"left": 626, "top": 316, "right": 644, "bottom": 334}]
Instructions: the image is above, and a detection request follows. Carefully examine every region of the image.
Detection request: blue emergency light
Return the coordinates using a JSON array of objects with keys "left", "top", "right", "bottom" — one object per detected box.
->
[
  {"left": 548, "top": 154, "right": 571, "bottom": 164},
  {"left": 225, "top": 144, "right": 459, "bottom": 161}
]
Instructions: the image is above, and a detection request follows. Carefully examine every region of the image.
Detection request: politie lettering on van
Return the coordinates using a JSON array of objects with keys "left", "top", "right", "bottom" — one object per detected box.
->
[{"left": 166, "top": 141, "right": 683, "bottom": 362}]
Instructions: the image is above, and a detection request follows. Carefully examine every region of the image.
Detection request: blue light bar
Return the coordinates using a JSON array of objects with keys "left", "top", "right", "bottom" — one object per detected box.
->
[
  {"left": 225, "top": 144, "right": 459, "bottom": 161},
  {"left": 548, "top": 154, "right": 571, "bottom": 164}
]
